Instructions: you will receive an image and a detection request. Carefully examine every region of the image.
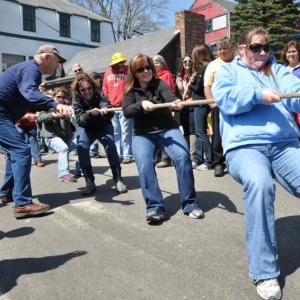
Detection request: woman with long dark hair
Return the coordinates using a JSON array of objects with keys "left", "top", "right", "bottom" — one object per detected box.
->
[
  {"left": 72, "top": 73, "right": 127, "bottom": 196},
  {"left": 123, "top": 53, "right": 204, "bottom": 223},
  {"left": 189, "top": 45, "right": 214, "bottom": 170}
]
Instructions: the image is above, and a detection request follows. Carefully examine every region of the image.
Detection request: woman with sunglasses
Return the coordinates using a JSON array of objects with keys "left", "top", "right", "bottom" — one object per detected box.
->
[
  {"left": 72, "top": 73, "right": 127, "bottom": 196},
  {"left": 175, "top": 55, "right": 195, "bottom": 159},
  {"left": 213, "top": 27, "right": 300, "bottom": 300},
  {"left": 123, "top": 53, "right": 204, "bottom": 223},
  {"left": 38, "top": 87, "right": 80, "bottom": 183}
]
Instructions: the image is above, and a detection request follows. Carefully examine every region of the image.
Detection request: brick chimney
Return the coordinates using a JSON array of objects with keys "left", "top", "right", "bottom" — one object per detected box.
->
[{"left": 176, "top": 10, "right": 205, "bottom": 56}]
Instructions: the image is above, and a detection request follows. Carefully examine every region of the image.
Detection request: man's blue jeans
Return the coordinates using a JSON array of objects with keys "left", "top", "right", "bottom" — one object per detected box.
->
[
  {"left": 45, "top": 136, "right": 79, "bottom": 178},
  {"left": 77, "top": 124, "right": 120, "bottom": 169},
  {"left": 132, "top": 128, "right": 199, "bottom": 214},
  {"left": 226, "top": 141, "right": 300, "bottom": 280},
  {"left": 111, "top": 111, "right": 133, "bottom": 161},
  {"left": 0, "top": 108, "right": 32, "bottom": 206},
  {"left": 16, "top": 124, "right": 42, "bottom": 163}
]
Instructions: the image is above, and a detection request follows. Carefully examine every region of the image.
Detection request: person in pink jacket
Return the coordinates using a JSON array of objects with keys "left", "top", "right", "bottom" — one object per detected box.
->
[{"left": 102, "top": 52, "right": 133, "bottom": 164}]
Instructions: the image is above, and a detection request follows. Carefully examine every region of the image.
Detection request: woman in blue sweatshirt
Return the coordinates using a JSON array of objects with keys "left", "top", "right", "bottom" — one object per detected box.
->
[{"left": 213, "top": 27, "right": 300, "bottom": 300}]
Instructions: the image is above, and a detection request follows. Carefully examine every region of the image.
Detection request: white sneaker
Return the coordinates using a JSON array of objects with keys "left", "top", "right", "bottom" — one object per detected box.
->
[
  {"left": 196, "top": 164, "right": 208, "bottom": 171},
  {"left": 188, "top": 208, "right": 205, "bottom": 219},
  {"left": 256, "top": 278, "right": 282, "bottom": 300}
]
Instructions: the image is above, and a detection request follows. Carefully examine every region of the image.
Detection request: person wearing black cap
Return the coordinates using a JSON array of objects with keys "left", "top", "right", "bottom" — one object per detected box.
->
[{"left": 0, "top": 44, "right": 73, "bottom": 219}]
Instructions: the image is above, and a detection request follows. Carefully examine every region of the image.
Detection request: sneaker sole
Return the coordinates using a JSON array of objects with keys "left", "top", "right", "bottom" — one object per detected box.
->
[
  {"left": 14, "top": 207, "right": 50, "bottom": 219},
  {"left": 146, "top": 215, "right": 165, "bottom": 222}
]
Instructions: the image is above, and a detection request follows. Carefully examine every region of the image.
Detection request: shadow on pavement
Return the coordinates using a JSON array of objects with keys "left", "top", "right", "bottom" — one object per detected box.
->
[
  {"left": 197, "top": 191, "right": 242, "bottom": 215},
  {"left": 276, "top": 215, "right": 300, "bottom": 289},
  {"left": 0, "top": 227, "right": 35, "bottom": 240},
  {"left": 163, "top": 190, "right": 241, "bottom": 222},
  {"left": 0, "top": 250, "right": 87, "bottom": 296}
]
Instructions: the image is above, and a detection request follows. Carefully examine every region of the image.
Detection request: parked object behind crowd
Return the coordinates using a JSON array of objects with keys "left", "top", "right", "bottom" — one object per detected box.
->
[
  {"left": 280, "top": 40, "right": 300, "bottom": 126},
  {"left": 212, "top": 26, "right": 300, "bottom": 300},
  {"left": 204, "top": 37, "right": 234, "bottom": 177},
  {"left": 38, "top": 87, "right": 80, "bottom": 183},
  {"left": 103, "top": 52, "right": 133, "bottom": 164},
  {"left": 123, "top": 53, "right": 204, "bottom": 223},
  {"left": 153, "top": 54, "right": 175, "bottom": 168},
  {"left": 189, "top": 45, "right": 214, "bottom": 171},
  {"left": 0, "top": 44, "right": 73, "bottom": 218},
  {"left": 72, "top": 73, "right": 127, "bottom": 195}
]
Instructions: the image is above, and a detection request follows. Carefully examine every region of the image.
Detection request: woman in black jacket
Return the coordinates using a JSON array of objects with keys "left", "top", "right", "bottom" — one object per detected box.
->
[
  {"left": 72, "top": 73, "right": 127, "bottom": 195},
  {"left": 189, "top": 45, "right": 214, "bottom": 170},
  {"left": 123, "top": 54, "right": 204, "bottom": 223}
]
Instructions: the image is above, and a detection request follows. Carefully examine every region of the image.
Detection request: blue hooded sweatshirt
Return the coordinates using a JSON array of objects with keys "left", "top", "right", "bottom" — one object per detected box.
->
[{"left": 212, "top": 56, "right": 300, "bottom": 155}]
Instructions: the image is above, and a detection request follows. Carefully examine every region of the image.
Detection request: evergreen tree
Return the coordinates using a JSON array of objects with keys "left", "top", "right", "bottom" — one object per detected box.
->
[{"left": 231, "top": 0, "right": 300, "bottom": 58}]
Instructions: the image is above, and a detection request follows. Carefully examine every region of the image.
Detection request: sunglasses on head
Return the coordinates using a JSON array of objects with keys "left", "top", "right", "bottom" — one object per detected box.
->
[
  {"left": 136, "top": 65, "right": 153, "bottom": 73},
  {"left": 79, "top": 86, "right": 93, "bottom": 93},
  {"left": 248, "top": 43, "right": 270, "bottom": 53},
  {"left": 183, "top": 59, "right": 192, "bottom": 64}
]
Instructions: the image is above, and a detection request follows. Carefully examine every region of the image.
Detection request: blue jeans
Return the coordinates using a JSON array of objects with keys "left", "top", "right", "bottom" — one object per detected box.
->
[
  {"left": 192, "top": 105, "right": 212, "bottom": 166},
  {"left": 132, "top": 128, "right": 199, "bottom": 214},
  {"left": 16, "top": 124, "right": 42, "bottom": 163},
  {"left": 111, "top": 111, "right": 133, "bottom": 160},
  {"left": 45, "top": 136, "right": 79, "bottom": 178},
  {"left": 0, "top": 107, "right": 32, "bottom": 206},
  {"left": 77, "top": 124, "right": 120, "bottom": 169},
  {"left": 226, "top": 141, "right": 300, "bottom": 280}
]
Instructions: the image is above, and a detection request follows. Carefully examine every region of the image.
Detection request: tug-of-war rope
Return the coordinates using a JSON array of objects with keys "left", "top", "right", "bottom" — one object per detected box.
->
[{"left": 101, "top": 93, "right": 300, "bottom": 112}]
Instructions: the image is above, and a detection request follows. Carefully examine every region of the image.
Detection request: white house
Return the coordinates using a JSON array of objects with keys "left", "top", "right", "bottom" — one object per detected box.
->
[{"left": 0, "top": 0, "right": 115, "bottom": 73}]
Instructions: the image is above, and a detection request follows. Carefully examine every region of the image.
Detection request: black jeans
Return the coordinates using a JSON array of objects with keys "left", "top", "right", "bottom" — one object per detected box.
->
[{"left": 211, "top": 106, "right": 225, "bottom": 167}]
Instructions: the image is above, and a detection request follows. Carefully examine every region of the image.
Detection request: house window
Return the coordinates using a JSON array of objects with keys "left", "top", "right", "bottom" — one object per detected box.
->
[
  {"left": 23, "top": 5, "right": 36, "bottom": 32},
  {"left": 60, "top": 13, "right": 70, "bottom": 37},
  {"left": 2, "top": 54, "right": 26, "bottom": 72},
  {"left": 205, "top": 19, "right": 212, "bottom": 33},
  {"left": 91, "top": 20, "right": 100, "bottom": 42}
]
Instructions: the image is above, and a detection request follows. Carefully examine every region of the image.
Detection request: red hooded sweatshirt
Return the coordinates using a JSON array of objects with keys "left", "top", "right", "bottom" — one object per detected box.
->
[
  {"left": 102, "top": 66, "right": 128, "bottom": 107},
  {"left": 157, "top": 67, "right": 176, "bottom": 94}
]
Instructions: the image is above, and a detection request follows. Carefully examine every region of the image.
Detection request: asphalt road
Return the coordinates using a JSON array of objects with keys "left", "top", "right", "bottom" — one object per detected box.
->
[{"left": 1, "top": 153, "right": 300, "bottom": 300}]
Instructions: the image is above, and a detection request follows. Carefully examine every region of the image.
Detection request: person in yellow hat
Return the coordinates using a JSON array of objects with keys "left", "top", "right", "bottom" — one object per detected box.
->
[{"left": 102, "top": 52, "right": 133, "bottom": 164}]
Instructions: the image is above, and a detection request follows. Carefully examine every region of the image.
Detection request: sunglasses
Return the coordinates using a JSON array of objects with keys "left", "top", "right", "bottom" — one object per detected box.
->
[
  {"left": 74, "top": 68, "right": 82, "bottom": 73},
  {"left": 136, "top": 65, "right": 153, "bottom": 73},
  {"left": 79, "top": 86, "right": 93, "bottom": 93},
  {"left": 183, "top": 60, "right": 192, "bottom": 64},
  {"left": 248, "top": 43, "right": 270, "bottom": 53}
]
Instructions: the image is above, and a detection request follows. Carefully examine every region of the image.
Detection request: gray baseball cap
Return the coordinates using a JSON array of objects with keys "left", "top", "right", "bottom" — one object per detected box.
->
[{"left": 36, "top": 44, "right": 67, "bottom": 63}]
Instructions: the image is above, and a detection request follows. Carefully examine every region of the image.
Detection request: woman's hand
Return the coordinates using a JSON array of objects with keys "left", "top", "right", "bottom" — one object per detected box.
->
[
  {"left": 171, "top": 99, "right": 182, "bottom": 111},
  {"left": 89, "top": 108, "right": 101, "bottom": 116},
  {"left": 56, "top": 104, "right": 74, "bottom": 117},
  {"left": 98, "top": 108, "right": 109, "bottom": 116},
  {"left": 142, "top": 100, "right": 154, "bottom": 111},
  {"left": 261, "top": 89, "right": 281, "bottom": 105}
]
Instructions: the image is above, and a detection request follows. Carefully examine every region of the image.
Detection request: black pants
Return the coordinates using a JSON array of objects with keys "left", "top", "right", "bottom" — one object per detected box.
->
[{"left": 211, "top": 106, "right": 225, "bottom": 167}]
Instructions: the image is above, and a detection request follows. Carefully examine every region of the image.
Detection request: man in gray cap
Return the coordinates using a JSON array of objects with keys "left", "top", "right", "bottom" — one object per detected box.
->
[{"left": 0, "top": 44, "right": 73, "bottom": 219}]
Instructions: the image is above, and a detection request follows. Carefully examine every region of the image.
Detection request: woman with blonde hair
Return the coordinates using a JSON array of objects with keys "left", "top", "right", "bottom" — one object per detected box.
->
[{"left": 123, "top": 53, "right": 204, "bottom": 223}]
